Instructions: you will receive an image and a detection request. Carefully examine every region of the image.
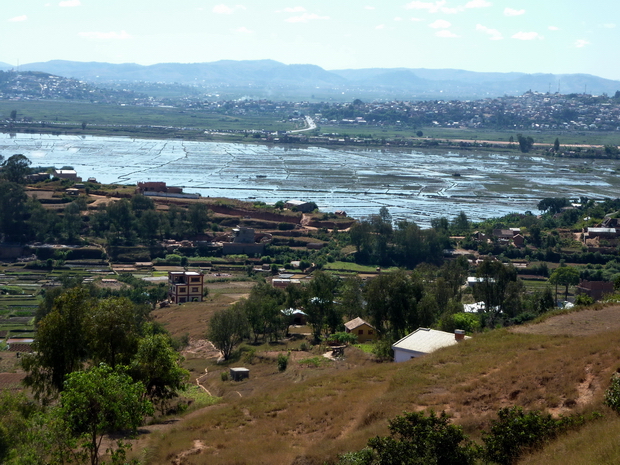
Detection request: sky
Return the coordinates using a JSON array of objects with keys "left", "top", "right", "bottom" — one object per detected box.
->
[{"left": 2, "top": 0, "right": 620, "bottom": 80}]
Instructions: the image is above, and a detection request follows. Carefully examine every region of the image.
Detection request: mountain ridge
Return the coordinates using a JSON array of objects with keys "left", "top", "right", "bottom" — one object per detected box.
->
[{"left": 6, "top": 59, "right": 620, "bottom": 99}]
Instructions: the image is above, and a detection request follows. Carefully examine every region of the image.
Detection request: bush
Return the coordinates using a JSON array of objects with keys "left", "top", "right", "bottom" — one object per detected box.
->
[
  {"left": 482, "top": 407, "right": 560, "bottom": 465},
  {"left": 277, "top": 353, "right": 288, "bottom": 372},
  {"left": 604, "top": 373, "right": 620, "bottom": 413},
  {"left": 220, "top": 371, "right": 229, "bottom": 382},
  {"left": 327, "top": 332, "right": 358, "bottom": 345}
]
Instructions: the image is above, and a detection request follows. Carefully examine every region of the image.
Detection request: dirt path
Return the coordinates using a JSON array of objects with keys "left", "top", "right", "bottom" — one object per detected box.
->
[{"left": 510, "top": 305, "right": 620, "bottom": 336}]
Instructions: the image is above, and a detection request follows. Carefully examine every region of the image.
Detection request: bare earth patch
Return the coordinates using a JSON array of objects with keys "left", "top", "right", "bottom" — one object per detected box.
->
[{"left": 510, "top": 305, "right": 620, "bottom": 336}]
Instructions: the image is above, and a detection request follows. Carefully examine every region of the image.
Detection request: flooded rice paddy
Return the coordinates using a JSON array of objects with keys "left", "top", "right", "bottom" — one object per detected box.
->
[{"left": 3, "top": 133, "right": 620, "bottom": 226}]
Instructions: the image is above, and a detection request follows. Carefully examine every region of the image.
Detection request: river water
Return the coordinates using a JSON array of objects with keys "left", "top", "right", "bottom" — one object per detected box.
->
[{"left": 2, "top": 133, "right": 619, "bottom": 226}]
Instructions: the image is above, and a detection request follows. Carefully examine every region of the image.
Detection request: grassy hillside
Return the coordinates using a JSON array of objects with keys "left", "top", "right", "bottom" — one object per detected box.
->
[{"left": 141, "top": 303, "right": 620, "bottom": 464}]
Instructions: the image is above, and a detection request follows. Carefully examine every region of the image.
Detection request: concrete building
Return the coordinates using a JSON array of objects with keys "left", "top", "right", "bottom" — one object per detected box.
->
[
  {"left": 168, "top": 271, "right": 204, "bottom": 304},
  {"left": 222, "top": 227, "right": 265, "bottom": 255}
]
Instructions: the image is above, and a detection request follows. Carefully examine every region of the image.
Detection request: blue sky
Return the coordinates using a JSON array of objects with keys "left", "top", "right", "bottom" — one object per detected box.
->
[{"left": 2, "top": 0, "right": 619, "bottom": 80}]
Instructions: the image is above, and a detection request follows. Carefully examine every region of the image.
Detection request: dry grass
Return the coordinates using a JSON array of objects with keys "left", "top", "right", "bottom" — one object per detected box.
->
[
  {"left": 138, "top": 325, "right": 620, "bottom": 464},
  {"left": 140, "top": 289, "right": 620, "bottom": 465}
]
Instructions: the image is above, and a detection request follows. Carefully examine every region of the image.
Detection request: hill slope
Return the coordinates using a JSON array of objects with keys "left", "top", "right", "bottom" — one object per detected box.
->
[{"left": 142, "top": 305, "right": 620, "bottom": 464}]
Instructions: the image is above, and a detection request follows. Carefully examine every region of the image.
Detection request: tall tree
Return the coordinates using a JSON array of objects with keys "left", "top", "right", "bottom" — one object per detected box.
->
[
  {"left": 129, "top": 333, "right": 189, "bottom": 414},
  {"left": 2, "top": 154, "right": 31, "bottom": 184},
  {"left": 22, "top": 287, "right": 92, "bottom": 400},
  {"left": 58, "top": 364, "right": 153, "bottom": 465},
  {"left": 0, "top": 180, "right": 29, "bottom": 242},
  {"left": 85, "top": 297, "right": 139, "bottom": 369},
  {"left": 304, "top": 271, "right": 340, "bottom": 341},
  {"left": 549, "top": 266, "right": 580, "bottom": 302},
  {"left": 207, "top": 303, "right": 248, "bottom": 360}
]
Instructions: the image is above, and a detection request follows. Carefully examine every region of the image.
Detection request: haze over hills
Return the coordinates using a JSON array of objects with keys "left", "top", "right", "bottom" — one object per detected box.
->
[{"left": 4, "top": 59, "right": 620, "bottom": 100}]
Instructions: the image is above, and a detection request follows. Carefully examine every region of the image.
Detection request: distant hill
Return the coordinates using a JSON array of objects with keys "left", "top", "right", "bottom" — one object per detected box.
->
[
  {"left": 16, "top": 59, "right": 620, "bottom": 99},
  {"left": 20, "top": 59, "right": 346, "bottom": 87}
]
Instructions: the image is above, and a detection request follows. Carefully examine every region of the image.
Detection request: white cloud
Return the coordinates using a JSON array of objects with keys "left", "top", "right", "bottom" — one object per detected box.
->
[
  {"left": 575, "top": 39, "right": 590, "bottom": 48},
  {"left": 394, "top": 16, "right": 403, "bottom": 21},
  {"left": 213, "top": 4, "right": 246, "bottom": 14},
  {"left": 410, "top": 17, "right": 423, "bottom": 21},
  {"left": 441, "top": 7, "right": 462, "bottom": 13},
  {"left": 375, "top": 24, "right": 385, "bottom": 30},
  {"left": 465, "top": 0, "right": 492, "bottom": 8},
  {"left": 59, "top": 0, "right": 80, "bottom": 6},
  {"left": 429, "top": 19, "right": 451, "bottom": 28},
  {"left": 8, "top": 15, "right": 27, "bottom": 22},
  {"left": 285, "top": 12, "right": 329, "bottom": 23},
  {"left": 234, "top": 26, "right": 252, "bottom": 33},
  {"left": 476, "top": 24, "right": 502, "bottom": 40},
  {"left": 78, "top": 30, "right": 132, "bottom": 40},
  {"left": 504, "top": 7, "right": 524, "bottom": 16},
  {"left": 511, "top": 31, "right": 542, "bottom": 40},
  {"left": 364, "top": 6, "right": 375, "bottom": 10},
  {"left": 435, "top": 29, "right": 458, "bottom": 37},
  {"left": 548, "top": 26, "right": 559, "bottom": 31},
  {"left": 603, "top": 23, "right": 616, "bottom": 28},
  {"left": 404, "top": 1, "right": 446, "bottom": 13},
  {"left": 282, "top": 6, "right": 305, "bottom": 13}
]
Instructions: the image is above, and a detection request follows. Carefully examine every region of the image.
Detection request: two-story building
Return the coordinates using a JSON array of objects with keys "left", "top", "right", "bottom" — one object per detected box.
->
[{"left": 168, "top": 271, "right": 204, "bottom": 304}]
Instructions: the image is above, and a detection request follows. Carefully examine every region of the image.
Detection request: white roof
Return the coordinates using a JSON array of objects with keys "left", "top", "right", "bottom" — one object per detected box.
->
[{"left": 392, "top": 328, "right": 468, "bottom": 355}]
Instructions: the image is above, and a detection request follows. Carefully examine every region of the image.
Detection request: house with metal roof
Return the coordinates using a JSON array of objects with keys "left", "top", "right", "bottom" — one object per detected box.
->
[{"left": 391, "top": 328, "right": 469, "bottom": 362}]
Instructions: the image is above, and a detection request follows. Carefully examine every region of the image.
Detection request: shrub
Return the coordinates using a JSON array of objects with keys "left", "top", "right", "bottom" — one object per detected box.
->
[
  {"left": 482, "top": 407, "right": 559, "bottom": 465},
  {"left": 327, "top": 332, "right": 358, "bottom": 345},
  {"left": 363, "top": 411, "right": 477, "bottom": 465},
  {"left": 604, "top": 373, "right": 620, "bottom": 413},
  {"left": 277, "top": 354, "right": 288, "bottom": 372},
  {"left": 220, "top": 371, "right": 229, "bottom": 382}
]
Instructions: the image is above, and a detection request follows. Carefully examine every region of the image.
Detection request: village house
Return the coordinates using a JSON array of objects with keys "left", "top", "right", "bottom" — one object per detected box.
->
[
  {"left": 392, "top": 328, "right": 469, "bottom": 363},
  {"left": 284, "top": 200, "right": 315, "bottom": 213},
  {"left": 344, "top": 317, "right": 376, "bottom": 343},
  {"left": 168, "top": 271, "right": 204, "bottom": 304},
  {"left": 575, "top": 280, "right": 614, "bottom": 301},
  {"left": 53, "top": 169, "right": 81, "bottom": 181}
]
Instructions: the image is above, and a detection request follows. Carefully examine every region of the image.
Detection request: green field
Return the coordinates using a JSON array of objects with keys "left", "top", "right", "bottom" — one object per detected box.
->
[{"left": 3, "top": 100, "right": 619, "bottom": 149}]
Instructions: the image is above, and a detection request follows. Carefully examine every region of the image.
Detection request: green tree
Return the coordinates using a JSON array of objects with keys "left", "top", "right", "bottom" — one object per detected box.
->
[
  {"left": 2, "top": 154, "right": 31, "bottom": 184},
  {"left": 473, "top": 258, "right": 520, "bottom": 325},
  {"left": 58, "top": 364, "right": 153, "bottom": 465},
  {"left": 304, "top": 271, "right": 340, "bottom": 341},
  {"left": 516, "top": 134, "right": 534, "bottom": 153},
  {"left": 129, "top": 333, "right": 189, "bottom": 414},
  {"left": 22, "top": 287, "right": 91, "bottom": 400},
  {"left": 364, "top": 270, "right": 423, "bottom": 339},
  {"left": 207, "top": 303, "right": 249, "bottom": 360},
  {"left": 553, "top": 137, "right": 560, "bottom": 152},
  {"left": 187, "top": 203, "right": 210, "bottom": 236},
  {"left": 85, "top": 297, "right": 139, "bottom": 369},
  {"left": 339, "top": 275, "right": 365, "bottom": 320},
  {"left": 549, "top": 266, "right": 580, "bottom": 302},
  {"left": 0, "top": 180, "right": 29, "bottom": 242}
]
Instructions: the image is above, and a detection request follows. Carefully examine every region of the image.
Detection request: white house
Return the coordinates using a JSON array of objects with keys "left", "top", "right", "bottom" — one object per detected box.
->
[{"left": 391, "top": 328, "right": 470, "bottom": 363}]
